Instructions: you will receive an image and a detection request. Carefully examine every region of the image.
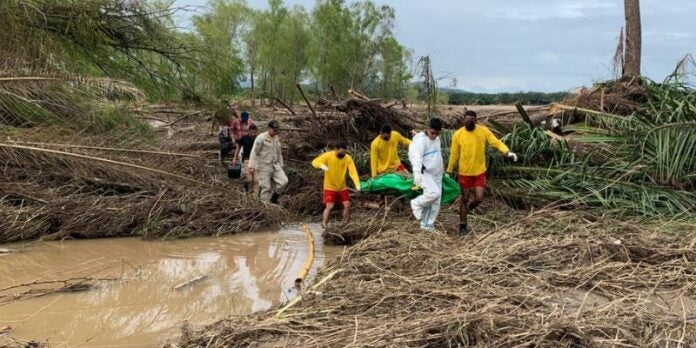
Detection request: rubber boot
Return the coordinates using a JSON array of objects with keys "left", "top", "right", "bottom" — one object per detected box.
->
[
  {"left": 270, "top": 193, "right": 280, "bottom": 204},
  {"left": 459, "top": 223, "right": 468, "bottom": 236}
]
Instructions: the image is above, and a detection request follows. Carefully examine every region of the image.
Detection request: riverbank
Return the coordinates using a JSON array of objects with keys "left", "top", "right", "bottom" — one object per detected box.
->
[{"left": 166, "top": 209, "right": 696, "bottom": 347}]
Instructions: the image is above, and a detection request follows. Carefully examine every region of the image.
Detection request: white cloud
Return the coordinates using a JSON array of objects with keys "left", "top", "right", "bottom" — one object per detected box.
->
[
  {"left": 538, "top": 52, "right": 562, "bottom": 64},
  {"left": 490, "top": 0, "right": 616, "bottom": 20},
  {"left": 457, "top": 76, "right": 528, "bottom": 92},
  {"left": 644, "top": 31, "right": 696, "bottom": 39},
  {"left": 176, "top": 0, "right": 694, "bottom": 92}
]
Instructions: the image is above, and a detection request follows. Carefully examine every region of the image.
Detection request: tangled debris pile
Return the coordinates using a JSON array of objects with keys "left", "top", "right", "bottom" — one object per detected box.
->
[
  {"left": 169, "top": 211, "right": 696, "bottom": 347},
  {"left": 0, "top": 142, "right": 285, "bottom": 243},
  {"left": 489, "top": 80, "right": 696, "bottom": 216}
]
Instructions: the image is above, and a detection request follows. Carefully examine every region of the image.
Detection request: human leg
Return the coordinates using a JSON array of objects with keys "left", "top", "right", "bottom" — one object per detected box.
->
[
  {"left": 342, "top": 200, "right": 351, "bottom": 223},
  {"left": 468, "top": 186, "right": 486, "bottom": 211},
  {"left": 418, "top": 173, "right": 442, "bottom": 230},
  {"left": 322, "top": 202, "right": 334, "bottom": 228},
  {"left": 257, "top": 165, "right": 273, "bottom": 202},
  {"left": 269, "top": 165, "right": 289, "bottom": 203}
]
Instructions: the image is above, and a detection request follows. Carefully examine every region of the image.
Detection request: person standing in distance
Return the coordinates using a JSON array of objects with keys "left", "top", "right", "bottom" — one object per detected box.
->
[
  {"left": 248, "top": 120, "right": 288, "bottom": 204},
  {"left": 409, "top": 118, "right": 445, "bottom": 232},
  {"left": 446, "top": 110, "right": 518, "bottom": 235}
]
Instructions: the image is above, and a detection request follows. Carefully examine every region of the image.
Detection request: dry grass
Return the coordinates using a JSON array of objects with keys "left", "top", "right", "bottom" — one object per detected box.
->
[
  {"left": 0, "top": 138, "right": 286, "bottom": 243},
  {"left": 168, "top": 210, "right": 696, "bottom": 347}
]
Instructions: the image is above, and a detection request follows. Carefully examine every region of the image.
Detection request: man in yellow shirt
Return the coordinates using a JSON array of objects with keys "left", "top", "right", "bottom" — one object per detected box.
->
[
  {"left": 370, "top": 125, "right": 412, "bottom": 177},
  {"left": 447, "top": 111, "right": 518, "bottom": 235},
  {"left": 312, "top": 142, "right": 361, "bottom": 228}
]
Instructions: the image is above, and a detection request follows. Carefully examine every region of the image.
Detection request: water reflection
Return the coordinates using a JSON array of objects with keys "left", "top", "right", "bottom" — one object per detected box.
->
[{"left": 0, "top": 224, "right": 341, "bottom": 346}]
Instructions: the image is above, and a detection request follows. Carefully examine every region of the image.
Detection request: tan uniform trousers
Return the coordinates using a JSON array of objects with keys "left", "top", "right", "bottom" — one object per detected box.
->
[{"left": 257, "top": 163, "right": 288, "bottom": 202}]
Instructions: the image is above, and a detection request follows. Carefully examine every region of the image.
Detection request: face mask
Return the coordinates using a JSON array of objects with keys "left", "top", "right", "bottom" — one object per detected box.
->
[
  {"left": 337, "top": 153, "right": 346, "bottom": 159},
  {"left": 465, "top": 122, "right": 476, "bottom": 131}
]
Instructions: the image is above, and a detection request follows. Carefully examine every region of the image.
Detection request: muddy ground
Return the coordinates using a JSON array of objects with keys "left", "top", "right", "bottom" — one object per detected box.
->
[{"left": 3, "top": 102, "right": 693, "bottom": 347}]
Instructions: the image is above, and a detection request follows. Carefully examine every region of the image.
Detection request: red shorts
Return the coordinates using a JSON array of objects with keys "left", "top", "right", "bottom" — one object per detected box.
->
[
  {"left": 458, "top": 172, "right": 487, "bottom": 189},
  {"left": 323, "top": 189, "right": 350, "bottom": 204}
]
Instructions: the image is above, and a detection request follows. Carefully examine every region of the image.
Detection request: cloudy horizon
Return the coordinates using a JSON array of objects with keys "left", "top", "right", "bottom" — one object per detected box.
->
[{"left": 176, "top": 0, "right": 695, "bottom": 93}]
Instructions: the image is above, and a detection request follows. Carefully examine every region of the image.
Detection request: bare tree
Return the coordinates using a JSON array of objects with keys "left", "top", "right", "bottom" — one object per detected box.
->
[{"left": 623, "top": 0, "right": 642, "bottom": 78}]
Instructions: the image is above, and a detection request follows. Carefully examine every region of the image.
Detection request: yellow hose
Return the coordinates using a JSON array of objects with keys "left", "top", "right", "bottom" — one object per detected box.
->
[{"left": 294, "top": 223, "right": 315, "bottom": 287}]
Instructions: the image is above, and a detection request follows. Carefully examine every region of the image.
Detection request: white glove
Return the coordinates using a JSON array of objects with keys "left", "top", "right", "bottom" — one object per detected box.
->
[
  {"left": 507, "top": 152, "right": 518, "bottom": 162},
  {"left": 356, "top": 186, "right": 361, "bottom": 192},
  {"left": 320, "top": 164, "right": 329, "bottom": 172},
  {"left": 413, "top": 173, "right": 422, "bottom": 186}
]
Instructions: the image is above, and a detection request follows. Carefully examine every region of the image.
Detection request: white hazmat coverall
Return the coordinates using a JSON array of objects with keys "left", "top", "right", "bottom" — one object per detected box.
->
[{"left": 408, "top": 131, "right": 444, "bottom": 231}]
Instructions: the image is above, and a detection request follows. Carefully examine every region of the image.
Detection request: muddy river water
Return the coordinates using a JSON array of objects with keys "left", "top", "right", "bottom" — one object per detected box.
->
[{"left": 0, "top": 224, "right": 342, "bottom": 347}]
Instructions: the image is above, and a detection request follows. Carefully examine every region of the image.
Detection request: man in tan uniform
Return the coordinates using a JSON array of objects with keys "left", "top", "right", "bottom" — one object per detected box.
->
[{"left": 248, "top": 120, "right": 288, "bottom": 203}]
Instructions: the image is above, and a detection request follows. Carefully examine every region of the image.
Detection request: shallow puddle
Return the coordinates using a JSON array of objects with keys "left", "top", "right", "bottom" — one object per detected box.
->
[{"left": 0, "top": 224, "right": 341, "bottom": 347}]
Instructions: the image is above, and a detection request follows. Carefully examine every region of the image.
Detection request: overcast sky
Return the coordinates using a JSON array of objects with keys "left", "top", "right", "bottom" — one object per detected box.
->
[{"left": 175, "top": 0, "right": 695, "bottom": 92}]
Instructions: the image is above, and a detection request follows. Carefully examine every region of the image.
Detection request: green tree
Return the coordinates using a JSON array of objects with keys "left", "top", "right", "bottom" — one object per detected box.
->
[
  {"left": 308, "top": 0, "right": 408, "bottom": 97},
  {"left": 247, "top": 0, "right": 308, "bottom": 104},
  {"left": 191, "top": 0, "right": 249, "bottom": 98}
]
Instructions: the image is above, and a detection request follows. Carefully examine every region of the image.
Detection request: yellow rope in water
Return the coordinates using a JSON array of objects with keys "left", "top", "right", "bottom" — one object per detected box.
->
[{"left": 295, "top": 223, "right": 315, "bottom": 286}]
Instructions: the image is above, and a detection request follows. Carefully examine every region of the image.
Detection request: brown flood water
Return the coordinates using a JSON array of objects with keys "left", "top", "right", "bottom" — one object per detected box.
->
[{"left": 0, "top": 224, "right": 342, "bottom": 347}]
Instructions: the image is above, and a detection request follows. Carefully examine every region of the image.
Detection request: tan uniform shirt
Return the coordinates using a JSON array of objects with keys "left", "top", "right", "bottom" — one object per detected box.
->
[{"left": 248, "top": 131, "right": 283, "bottom": 169}]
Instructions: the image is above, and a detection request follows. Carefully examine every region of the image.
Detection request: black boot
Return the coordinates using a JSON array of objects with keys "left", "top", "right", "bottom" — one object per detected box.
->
[
  {"left": 243, "top": 182, "right": 250, "bottom": 192},
  {"left": 459, "top": 223, "right": 468, "bottom": 236},
  {"left": 270, "top": 193, "right": 280, "bottom": 204}
]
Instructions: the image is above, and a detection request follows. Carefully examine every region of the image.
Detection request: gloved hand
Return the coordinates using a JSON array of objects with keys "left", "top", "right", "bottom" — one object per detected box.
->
[
  {"left": 413, "top": 173, "right": 422, "bottom": 186},
  {"left": 320, "top": 164, "right": 329, "bottom": 172},
  {"left": 411, "top": 184, "right": 422, "bottom": 191},
  {"left": 507, "top": 152, "right": 518, "bottom": 162},
  {"left": 356, "top": 186, "right": 361, "bottom": 192}
]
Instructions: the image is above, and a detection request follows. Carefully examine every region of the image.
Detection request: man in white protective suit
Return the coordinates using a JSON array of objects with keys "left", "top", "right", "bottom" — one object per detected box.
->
[{"left": 408, "top": 117, "right": 445, "bottom": 231}]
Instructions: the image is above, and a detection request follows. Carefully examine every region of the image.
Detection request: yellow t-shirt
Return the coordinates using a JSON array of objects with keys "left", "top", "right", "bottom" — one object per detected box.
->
[
  {"left": 370, "top": 131, "right": 412, "bottom": 177},
  {"left": 311, "top": 151, "right": 361, "bottom": 191},
  {"left": 447, "top": 125, "right": 510, "bottom": 176}
]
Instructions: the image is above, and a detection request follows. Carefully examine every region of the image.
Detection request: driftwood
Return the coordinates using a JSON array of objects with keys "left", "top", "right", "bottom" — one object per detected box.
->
[
  {"left": 549, "top": 103, "right": 624, "bottom": 120},
  {"left": 296, "top": 84, "right": 317, "bottom": 119},
  {"left": 173, "top": 275, "right": 208, "bottom": 291},
  {"left": 0, "top": 143, "right": 207, "bottom": 185},
  {"left": 167, "top": 111, "right": 204, "bottom": 127},
  {"left": 330, "top": 85, "right": 340, "bottom": 101},
  {"left": 348, "top": 89, "right": 370, "bottom": 101},
  {"left": 274, "top": 97, "right": 296, "bottom": 115}
]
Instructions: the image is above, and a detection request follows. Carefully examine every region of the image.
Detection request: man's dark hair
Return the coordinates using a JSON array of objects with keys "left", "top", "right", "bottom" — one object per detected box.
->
[
  {"left": 380, "top": 125, "right": 392, "bottom": 134},
  {"left": 428, "top": 118, "right": 443, "bottom": 131},
  {"left": 335, "top": 141, "right": 349, "bottom": 150},
  {"left": 249, "top": 124, "right": 258, "bottom": 130},
  {"left": 464, "top": 110, "right": 477, "bottom": 118}
]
